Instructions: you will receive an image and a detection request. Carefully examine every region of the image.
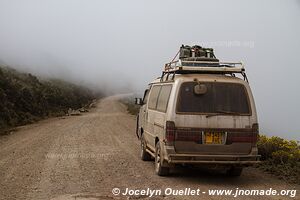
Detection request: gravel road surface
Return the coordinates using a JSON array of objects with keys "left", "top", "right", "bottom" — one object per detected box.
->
[{"left": 0, "top": 96, "right": 298, "bottom": 200}]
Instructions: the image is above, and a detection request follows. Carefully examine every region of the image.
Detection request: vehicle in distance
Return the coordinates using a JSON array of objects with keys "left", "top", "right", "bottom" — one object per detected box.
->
[{"left": 135, "top": 45, "right": 260, "bottom": 176}]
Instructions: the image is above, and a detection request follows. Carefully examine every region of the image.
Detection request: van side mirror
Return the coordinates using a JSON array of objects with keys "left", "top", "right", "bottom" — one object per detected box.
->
[{"left": 135, "top": 98, "right": 143, "bottom": 105}]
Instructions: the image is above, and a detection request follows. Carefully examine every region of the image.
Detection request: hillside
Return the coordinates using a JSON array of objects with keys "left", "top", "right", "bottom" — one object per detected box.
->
[{"left": 0, "top": 66, "right": 96, "bottom": 132}]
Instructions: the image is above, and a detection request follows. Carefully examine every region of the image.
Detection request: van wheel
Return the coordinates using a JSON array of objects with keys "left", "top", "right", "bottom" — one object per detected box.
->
[
  {"left": 155, "top": 142, "right": 169, "bottom": 176},
  {"left": 140, "top": 135, "right": 151, "bottom": 161},
  {"left": 226, "top": 167, "right": 243, "bottom": 177}
]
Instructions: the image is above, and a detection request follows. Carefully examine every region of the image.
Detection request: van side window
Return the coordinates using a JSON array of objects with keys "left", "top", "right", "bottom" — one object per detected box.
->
[
  {"left": 157, "top": 85, "right": 172, "bottom": 112},
  {"left": 143, "top": 89, "right": 150, "bottom": 104},
  {"left": 148, "top": 85, "right": 161, "bottom": 110}
]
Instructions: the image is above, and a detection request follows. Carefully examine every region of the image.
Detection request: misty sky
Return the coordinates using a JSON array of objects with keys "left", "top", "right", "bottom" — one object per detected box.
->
[{"left": 0, "top": 0, "right": 299, "bottom": 140}]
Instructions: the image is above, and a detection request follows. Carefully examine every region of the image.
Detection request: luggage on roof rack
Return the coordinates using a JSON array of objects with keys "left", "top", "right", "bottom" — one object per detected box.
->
[
  {"left": 179, "top": 45, "right": 219, "bottom": 62},
  {"left": 161, "top": 44, "right": 248, "bottom": 82}
]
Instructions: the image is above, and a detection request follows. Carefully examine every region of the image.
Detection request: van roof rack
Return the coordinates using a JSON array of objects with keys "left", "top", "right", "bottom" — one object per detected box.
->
[{"left": 160, "top": 45, "right": 248, "bottom": 82}]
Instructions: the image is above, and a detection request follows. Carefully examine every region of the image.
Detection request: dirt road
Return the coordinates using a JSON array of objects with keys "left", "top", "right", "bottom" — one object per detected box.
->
[{"left": 0, "top": 96, "right": 298, "bottom": 200}]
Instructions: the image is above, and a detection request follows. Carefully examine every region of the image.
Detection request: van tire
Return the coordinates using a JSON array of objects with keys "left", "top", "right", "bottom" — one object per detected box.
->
[
  {"left": 140, "top": 135, "right": 151, "bottom": 161},
  {"left": 226, "top": 167, "right": 243, "bottom": 177},
  {"left": 136, "top": 115, "right": 140, "bottom": 139},
  {"left": 155, "top": 142, "right": 169, "bottom": 176}
]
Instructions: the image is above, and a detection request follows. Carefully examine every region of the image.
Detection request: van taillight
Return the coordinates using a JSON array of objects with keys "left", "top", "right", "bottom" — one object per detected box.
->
[
  {"left": 165, "top": 121, "right": 175, "bottom": 145},
  {"left": 226, "top": 123, "right": 259, "bottom": 145}
]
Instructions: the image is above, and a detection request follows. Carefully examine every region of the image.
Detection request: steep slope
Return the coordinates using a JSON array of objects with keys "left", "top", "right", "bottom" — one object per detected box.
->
[{"left": 0, "top": 66, "right": 96, "bottom": 131}]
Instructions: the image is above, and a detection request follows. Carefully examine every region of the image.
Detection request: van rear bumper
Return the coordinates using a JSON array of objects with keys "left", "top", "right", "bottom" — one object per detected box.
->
[{"left": 167, "top": 153, "right": 261, "bottom": 165}]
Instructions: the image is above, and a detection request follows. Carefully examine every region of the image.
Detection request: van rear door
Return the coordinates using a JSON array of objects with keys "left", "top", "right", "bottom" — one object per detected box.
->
[{"left": 173, "top": 81, "right": 257, "bottom": 155}]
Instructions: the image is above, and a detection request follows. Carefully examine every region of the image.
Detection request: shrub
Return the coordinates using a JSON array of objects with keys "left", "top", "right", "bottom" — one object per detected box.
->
[
  {"left": 257, "top": 135, "right": 300, "bottom": 184},
  {"left": 0, "top": 66, "right": 98, "bottom": 133}
]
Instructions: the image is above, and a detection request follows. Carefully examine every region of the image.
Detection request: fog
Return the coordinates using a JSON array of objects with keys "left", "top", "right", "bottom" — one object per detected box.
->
[{"left": 0, "top": 0, "right": 299, "bottom": 140}]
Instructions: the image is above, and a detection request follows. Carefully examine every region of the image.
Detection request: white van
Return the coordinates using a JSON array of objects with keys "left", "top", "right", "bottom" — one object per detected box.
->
[{"left": 136, "top": 46, "right": 260, "bottom": 176}]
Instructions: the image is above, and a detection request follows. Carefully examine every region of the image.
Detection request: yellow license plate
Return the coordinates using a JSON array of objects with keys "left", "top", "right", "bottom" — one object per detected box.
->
[{"left": 205, "top": 132, "right": 222, "bottom": 144}]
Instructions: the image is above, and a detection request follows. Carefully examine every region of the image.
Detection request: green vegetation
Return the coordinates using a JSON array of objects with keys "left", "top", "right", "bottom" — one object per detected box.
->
[
  {"left": 0, "top": 66, "right": 97, "bottom": 133},
  {"left": 257, "top": 135, "right": 300, "bottom": 184},
  {"left": 121, "top": 96, "right": 140, "bottom": 115}
]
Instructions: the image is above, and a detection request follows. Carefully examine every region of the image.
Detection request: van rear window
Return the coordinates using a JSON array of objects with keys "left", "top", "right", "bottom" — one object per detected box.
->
[{"left": 177, "top": 82, "right": 250, "bottom": 114}]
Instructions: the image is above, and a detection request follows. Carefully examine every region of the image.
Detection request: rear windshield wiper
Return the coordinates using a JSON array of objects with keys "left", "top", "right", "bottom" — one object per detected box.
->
[{"left": 206, "top": 110, "right": 242, "bottom": 118}]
